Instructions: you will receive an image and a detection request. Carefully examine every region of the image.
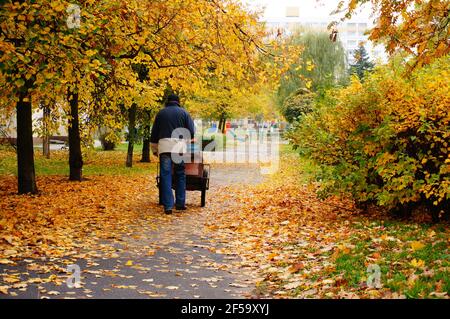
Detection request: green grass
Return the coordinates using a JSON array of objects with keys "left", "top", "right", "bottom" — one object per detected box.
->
[
  {"left": 334, "top": 219, "right": 449, "bottom": 298},
  {"left": 1, "top": 142, "right": 301, "bottom": 177},
  {"left": 334, "top": 253, "right": 367, "bottom": 287},
  {"left": 280, "top": 143, "right": 298, "bottom": 154},
  {"left": 277, "top": 144, "right": 321, "bottom": 185},
  {"left": 96, "top": 142, "right": 142, "bottom": 152},
  {"left": 0, "top": 144, "right": 156, "bottom": 177}
]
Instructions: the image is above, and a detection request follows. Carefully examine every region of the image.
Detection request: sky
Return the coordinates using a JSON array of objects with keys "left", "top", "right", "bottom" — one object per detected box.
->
[
  {"left": 242, "top": 0, "right": 373, "bottom": 22},
  {"left": 240, "top": 0, "right": 388, "bottom": 61}
]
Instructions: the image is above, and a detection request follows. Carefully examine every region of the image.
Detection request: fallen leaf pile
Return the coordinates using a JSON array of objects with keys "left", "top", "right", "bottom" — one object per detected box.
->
[
  {"left": 203, "top": 156, "right": 449, "bottom": 299},
  {"left": 0, "top": 171, "right": 251, "bottom": 299},
  {"left": 0, "top": 175, "right": 161, "bottom": 261},
  {"left": 0, "top": 151, "right": 448, "bottom": 299}
]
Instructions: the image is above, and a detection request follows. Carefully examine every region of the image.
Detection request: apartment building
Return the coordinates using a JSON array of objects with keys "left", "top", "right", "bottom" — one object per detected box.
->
[{"left": 258, "top": 2, "right": 387, "bottom": 64}]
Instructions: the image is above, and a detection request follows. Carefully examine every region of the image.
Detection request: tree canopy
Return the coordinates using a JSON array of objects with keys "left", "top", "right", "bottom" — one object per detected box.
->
[
  {"left": 276, "top": 30, "right": 348, "bottom": 107},
  {"left": 0, "top": 0, "right": 296, "bottom": 192},
  {"left": 335, "top": 0, "right": 450, "bottom": 70}
]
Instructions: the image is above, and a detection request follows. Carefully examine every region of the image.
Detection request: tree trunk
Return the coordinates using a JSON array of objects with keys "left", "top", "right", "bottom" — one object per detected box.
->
[
  {"left": 218, "top": 113, "right": 226, "bottom": 134},
  {"left": 140, "top": 110, "right": 152, "bottom": 163},
  {"left": 42, "top": 103, "right": 50, "bottom": 159},
  {"left": 218, "top": 116, "right": 224, "bottom": 134},
  {"left": 126, "top": 103, "right": 137, "bottom": 167},
  {"left": 141, "top": 136, "right": 151, "bottom": 162},
  {"left": 16, "top": 88, "right": 38, "bottom": 194},
  {"left": 220, "top": 114, "right": 227, "bottom": 134},
  {"left": 68, "top": 90, "right": 83, "bottom": 181}
]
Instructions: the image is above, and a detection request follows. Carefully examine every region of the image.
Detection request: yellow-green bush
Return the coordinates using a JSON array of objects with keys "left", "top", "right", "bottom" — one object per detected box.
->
[{"left": 290, "top": 55, "right": 449, "bottom": 218}]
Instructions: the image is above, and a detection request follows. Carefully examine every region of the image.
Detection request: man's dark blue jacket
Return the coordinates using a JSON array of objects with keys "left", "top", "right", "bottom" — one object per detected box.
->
[{"left": 150, "top": 101, "right": 195, "bottom": 144}]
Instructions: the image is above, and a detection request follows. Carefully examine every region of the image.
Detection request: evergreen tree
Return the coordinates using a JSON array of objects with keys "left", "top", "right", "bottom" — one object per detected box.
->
[{"left": 350, "top": 44, "right": 375, "bottom": 80}]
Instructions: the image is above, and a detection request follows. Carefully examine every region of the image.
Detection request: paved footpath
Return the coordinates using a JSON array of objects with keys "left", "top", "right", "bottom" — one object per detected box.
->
[{"left": 0, "top": 165, "right": 264, "bottom": 299}]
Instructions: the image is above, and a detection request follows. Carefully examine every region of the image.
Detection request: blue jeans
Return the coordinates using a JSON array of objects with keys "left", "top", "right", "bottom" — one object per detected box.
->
[{"left": 160, "top": 153, "right": 186, "bottom": 210}]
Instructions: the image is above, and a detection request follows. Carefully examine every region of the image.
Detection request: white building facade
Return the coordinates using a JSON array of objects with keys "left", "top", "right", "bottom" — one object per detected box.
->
[{"left": 247, "top": 1, "right": 387, "bottom": 64}]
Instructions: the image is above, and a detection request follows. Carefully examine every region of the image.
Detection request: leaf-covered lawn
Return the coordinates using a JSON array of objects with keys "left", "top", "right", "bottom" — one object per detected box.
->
[
  {"left": 205, "top": 153, "right": 449, "bottom": 299},
  {"left": 0, "top": 145, "right": 156, "bottom": 176},
  {"left": 0, "top": 174, "right": 159, "bottom": 260},
  {"left": 0, "top": 148, "right": 448, "bottom": 298}
]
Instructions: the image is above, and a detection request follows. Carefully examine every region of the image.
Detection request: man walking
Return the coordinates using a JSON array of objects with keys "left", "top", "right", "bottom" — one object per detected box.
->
[{"left": 151, "top": 94, "right": 195, "bottom": 214}]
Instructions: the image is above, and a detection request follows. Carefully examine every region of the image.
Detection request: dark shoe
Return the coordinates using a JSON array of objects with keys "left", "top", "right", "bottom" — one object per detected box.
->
[
  {"left": 175, "top": 206, "right": 187, "bottom": 211},
  {"left": 164, "top": 209, "right": 172, "bottom": 215}
]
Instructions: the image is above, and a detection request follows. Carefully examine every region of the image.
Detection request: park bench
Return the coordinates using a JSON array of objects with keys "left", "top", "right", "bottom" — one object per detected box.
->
[
  {"left": 49, "top": 139, "right": 69, "bottom": 150},
  {"left": 49, "top": 139, "right": 66, "bottom": 144},
  {"left": 156, "top": 151, "right": 210, "bottom": 207}
]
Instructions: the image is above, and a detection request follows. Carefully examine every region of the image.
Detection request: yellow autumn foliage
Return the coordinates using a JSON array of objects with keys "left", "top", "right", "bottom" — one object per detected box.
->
[
  {"left": 291, "top": 55, "right": 449, "bottom": 214},
  {"left": 342, "top": 0, "right": 450, "bottom": 70}
]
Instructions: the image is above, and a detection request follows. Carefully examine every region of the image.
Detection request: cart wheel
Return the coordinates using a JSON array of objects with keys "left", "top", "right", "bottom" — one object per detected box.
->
[{"left": 201, "top": 189, "right": 206, "bottom": 207}]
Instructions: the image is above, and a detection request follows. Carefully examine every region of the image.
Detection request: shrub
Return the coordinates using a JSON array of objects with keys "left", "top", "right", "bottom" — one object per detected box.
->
[
  {"left": 282, "top": 88, "right": 316, "bottom": 123},
  {"left": 290, "top": 55, "right": 449, "bottom": 217},
  {"left": 97, "top": 127, "right": 120, "bottom": 151}
]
